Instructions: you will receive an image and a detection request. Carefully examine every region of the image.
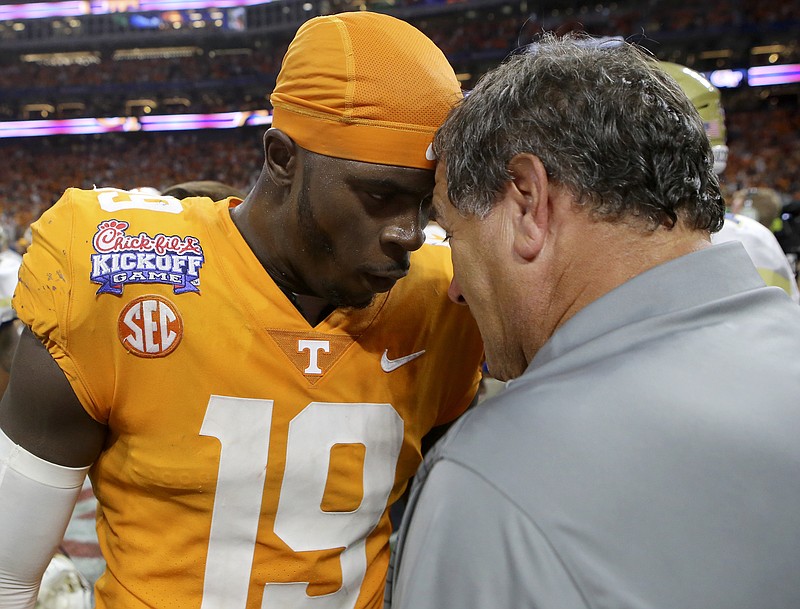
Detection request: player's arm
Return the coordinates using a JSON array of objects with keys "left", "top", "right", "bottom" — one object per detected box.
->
[{"left": 0, "top": 327, "right": 106, "bottom": 607}]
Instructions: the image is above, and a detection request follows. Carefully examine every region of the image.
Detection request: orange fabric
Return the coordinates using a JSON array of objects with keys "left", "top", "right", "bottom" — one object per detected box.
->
[
  {"left": 270, "top": 12, "right": 462, "bottom": 169},
  {"left": 15, "top": 187, "right": 483, "bottom": 609}
]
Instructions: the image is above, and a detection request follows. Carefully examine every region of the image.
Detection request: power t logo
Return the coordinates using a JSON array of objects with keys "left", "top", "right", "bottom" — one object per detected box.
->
[{"left": 90, "top": 220, "right": 205, "bottom": 295}]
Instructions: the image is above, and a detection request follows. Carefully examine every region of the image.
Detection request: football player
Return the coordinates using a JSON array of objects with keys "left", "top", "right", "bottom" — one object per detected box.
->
[
  {"left": 0, "top": 12, "right": 484, "bottom": 609},
  {"left": 659, "top": 61, "right": 799, "bottom": 303}
]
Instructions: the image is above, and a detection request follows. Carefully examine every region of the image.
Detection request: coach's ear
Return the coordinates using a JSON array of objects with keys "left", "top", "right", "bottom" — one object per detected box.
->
[
  {"left": 263, "top": 128, "right": 297, "bottom": 187},
  {"left": 504, "top": 153, "right": 549, "bottom": 262}
]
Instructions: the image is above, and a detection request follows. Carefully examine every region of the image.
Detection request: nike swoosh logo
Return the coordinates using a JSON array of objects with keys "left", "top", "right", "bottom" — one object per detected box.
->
[{"left": 381, "top": 349, "right": 426, "bottom": 372}]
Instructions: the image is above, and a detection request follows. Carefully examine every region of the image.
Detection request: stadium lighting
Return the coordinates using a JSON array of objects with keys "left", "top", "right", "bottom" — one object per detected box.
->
[
  {"left": 0, "top": 110, "right": 273, "bottom": 139},
  {"left": 0, "top": 0, "right": 268, "bottom": 21},
  {"left": 748, "top": 64, "right": 800, "bottom": 87}
]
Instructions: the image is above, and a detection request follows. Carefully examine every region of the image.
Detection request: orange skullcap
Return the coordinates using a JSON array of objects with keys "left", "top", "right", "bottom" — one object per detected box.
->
[{"left": 270, "top": 11, "right": 462, "bottom": 170}]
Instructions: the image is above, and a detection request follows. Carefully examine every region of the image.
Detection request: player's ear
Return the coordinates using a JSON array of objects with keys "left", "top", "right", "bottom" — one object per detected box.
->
[
  {"left": 264, "top": 128, "right": 297, "bottom": 187},
  {"left": 504, "top": 153, "right": 549, "bottom": 261}
]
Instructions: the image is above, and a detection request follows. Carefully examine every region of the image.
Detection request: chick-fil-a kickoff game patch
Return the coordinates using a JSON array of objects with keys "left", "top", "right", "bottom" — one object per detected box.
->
[{"left": 90, "top": 219, "right": 205, "bottom": 296}]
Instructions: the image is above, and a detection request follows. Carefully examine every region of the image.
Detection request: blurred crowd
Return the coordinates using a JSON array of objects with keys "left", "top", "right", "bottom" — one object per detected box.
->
[
  {"left": 1, "top": 0, "right": 798, "bottom": 119},
  {"left": 0, "top": 97, "right": 797, "bottom": 250},
  {"left": 0, "top": 129, "right": 264, "bottom": 247},
  {"left": 0, "top": 0, "right": 797, "bottom": 248},
  {"left": 725, "top": 105, "right": 800, "bottom": 198},
  {"left": 0, "top": 48, "right": 286, "bottom": 120}
]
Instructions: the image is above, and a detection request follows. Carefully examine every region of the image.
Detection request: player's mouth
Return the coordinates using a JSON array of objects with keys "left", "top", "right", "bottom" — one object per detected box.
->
[{"left": 361, "top": 268, "right": 409, "bottom": 292}]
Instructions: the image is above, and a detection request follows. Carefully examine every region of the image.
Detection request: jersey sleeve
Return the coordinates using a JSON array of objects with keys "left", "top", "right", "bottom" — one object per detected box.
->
[{"left": 13, "top": 189, "right": 103, "bottom": 421}]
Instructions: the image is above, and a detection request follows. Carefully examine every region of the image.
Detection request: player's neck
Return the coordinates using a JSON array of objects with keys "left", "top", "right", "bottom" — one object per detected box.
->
[
  {"left": 231, "top": 189, "right": 335, "bottom": 325},
  {"left": 287, "top": 291, "right": 334, "bottom": 325}
]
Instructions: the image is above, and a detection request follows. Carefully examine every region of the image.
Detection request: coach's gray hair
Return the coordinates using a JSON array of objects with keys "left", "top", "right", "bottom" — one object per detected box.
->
[{"left": 434, "top": 33, "right": 725, "bottom": 231}]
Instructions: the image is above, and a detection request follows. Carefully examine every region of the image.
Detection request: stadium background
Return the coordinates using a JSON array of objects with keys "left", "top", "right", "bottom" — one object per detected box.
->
[{"left": 0, "top": 0, "right": 798, "bottom": 587}]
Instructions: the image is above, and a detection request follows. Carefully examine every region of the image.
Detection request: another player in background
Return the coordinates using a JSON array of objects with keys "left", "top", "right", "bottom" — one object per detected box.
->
[
  {"left": 658, "top": 61, "right": 799, "bottom": 303},
  {"left": 0, "top": 12, "right": 483, "bottom": 609}
]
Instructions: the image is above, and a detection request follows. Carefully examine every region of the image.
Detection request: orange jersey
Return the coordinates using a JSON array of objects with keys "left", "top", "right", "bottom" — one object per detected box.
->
[{"left": 14, "top": 187, "right": 483, "bottom": 609}]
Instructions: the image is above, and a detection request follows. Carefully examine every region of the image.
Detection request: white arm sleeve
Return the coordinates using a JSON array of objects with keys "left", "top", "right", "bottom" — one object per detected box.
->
[{"left": 0, "top": 426, "right": 90, "bottom": 609}]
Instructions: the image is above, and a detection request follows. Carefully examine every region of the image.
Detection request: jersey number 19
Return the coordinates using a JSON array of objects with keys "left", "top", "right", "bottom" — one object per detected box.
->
[{"left": 199, "top": 396, "right": 403, "bottom": 609}]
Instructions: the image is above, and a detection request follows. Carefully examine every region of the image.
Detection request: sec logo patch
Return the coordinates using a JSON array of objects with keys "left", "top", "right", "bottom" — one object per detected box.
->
[{"left": 118, "top": 295, "right": 183, "bottom": 357}]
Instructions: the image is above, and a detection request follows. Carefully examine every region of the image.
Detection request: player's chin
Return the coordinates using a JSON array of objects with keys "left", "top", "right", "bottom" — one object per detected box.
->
[{"left": 328, "top": 285, "right": 376, "bottom": 311}]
